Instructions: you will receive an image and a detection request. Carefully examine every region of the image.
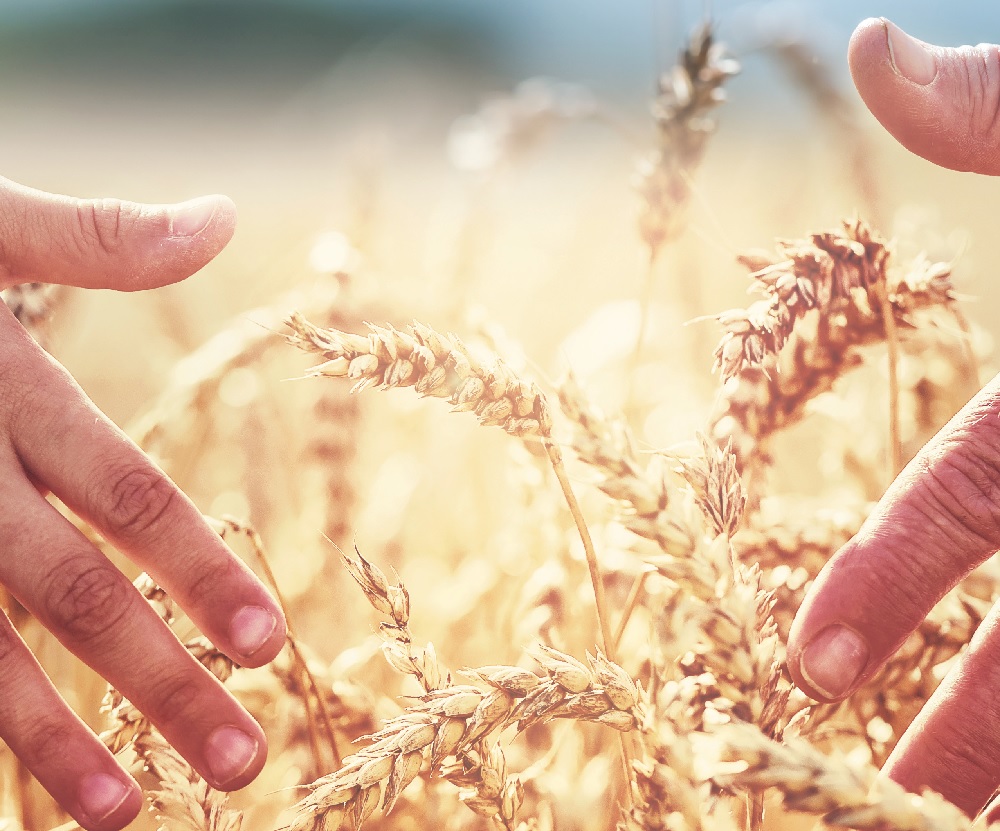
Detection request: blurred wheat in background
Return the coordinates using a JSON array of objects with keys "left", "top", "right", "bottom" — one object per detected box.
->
[{"left": 1, "top": 1, "right": 999, "bottom": 830}]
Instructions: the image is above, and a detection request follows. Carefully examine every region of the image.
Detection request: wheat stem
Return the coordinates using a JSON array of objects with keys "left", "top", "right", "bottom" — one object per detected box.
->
[
  {"left": 543, "top": 441, "right": 614, "bottom": 660},
  {"left": 952, "top": 306, "right": 981, "bottom": 389},
  {"left": 614, "top": 568, "right": 652, "bottom": 648},
  {"left": 873, "top": 281, "right": 901, "bottom": 476},
  {"left": 627, "top": 249, "right": 659, "bottom": 413},
  {"left": 542, "top": 439, "right": 635, "bottom": 810},
  {"left": 220, "top": 518, "right": 342, "bottom": 769}
]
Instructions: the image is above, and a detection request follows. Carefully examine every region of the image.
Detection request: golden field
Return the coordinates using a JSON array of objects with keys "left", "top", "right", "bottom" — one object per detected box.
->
[{"left": 2, "top": 14, "right": 1000, "bottom": 831}]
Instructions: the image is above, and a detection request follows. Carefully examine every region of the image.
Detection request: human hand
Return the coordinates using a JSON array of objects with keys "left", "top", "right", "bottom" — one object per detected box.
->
[
  {"left": 0, "top": 176, "right": 287, "bottom": 829},
  {"left": 787, "top": 19, "right": 1000, "bottom": 817}
]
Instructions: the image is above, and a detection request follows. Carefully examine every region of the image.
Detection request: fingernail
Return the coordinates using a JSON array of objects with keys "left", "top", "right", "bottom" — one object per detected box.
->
[
  {"left": 78, "top": 772, "right": 132, "bottom": 823},
  {"left": 229, "top": 605, "right": 277, "bottom": 658},
  {"left": 169, "top": 196, "right": 218, "bottom": 237},
  {"left": 884, "top": 19, "right": 937, "bottom": 85},
  {"left": 799, "top": 623, "right": 869, "bottom": 699},
  {"left": 205, "top": 725, "right": 259, "bottom": 786}
]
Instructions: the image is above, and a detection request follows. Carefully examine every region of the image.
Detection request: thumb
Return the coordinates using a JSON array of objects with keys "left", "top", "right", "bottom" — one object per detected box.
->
[
  {"left": 0, "top": 177, "right": 237, "bottom": 291},
  {"left": 850, "top": 17, "right": 1000, "bottom": 175}
]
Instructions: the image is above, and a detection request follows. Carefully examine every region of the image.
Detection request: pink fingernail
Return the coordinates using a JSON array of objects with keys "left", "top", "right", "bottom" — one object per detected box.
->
[
  {"left": 205, "top": 725, "right": 259, "bottom": 787},
  {"left": 230, "top": 605, "right": 277, "bottom": 658},
  {"left": 799, "top": 624, "right": 869, "bottom": 699},
  {"left": 169, "top": 196, "right": 219, "bottom": 237},
  {"left": 884, "top": 19, "right": 937, "bottom": 85},
  {"left": 78, "top": 772, "right": 132, "bottom": 823}
]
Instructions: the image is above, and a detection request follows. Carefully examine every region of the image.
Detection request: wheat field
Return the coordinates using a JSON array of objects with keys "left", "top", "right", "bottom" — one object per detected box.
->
[{"left": 2, "top": 10, "right": 1000, "bottom": 831}]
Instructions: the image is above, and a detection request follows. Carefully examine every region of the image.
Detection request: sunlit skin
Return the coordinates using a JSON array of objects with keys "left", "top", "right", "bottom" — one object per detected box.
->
[
  {"left": 0, "top": 177, "right": 287, "bottom": 830},
  {"left": 788, "top": 18, "right": 1000, "bottom": 818}
]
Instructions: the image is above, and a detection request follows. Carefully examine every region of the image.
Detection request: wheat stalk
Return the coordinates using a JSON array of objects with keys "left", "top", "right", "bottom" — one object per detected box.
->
[
  {"left": 703, "top": 722, "right": 974, "bottom": 831},
  {"left": 285, "top": 312, "right": 618, "bottom": 663},
  {"left": 286, "top": 547, "right": 641, "bottom": 831},
  {"left": 711, "top": 220, "right": 959, "bottom": 494}
]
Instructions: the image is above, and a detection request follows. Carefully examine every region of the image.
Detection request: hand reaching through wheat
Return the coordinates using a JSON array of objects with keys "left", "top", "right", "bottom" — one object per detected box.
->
[
  {"left": 788, "top": 19, "right": 1000, "bottom": 819},
  {"left": 0, "top": 176, "right": 287, "bottom": 831}
]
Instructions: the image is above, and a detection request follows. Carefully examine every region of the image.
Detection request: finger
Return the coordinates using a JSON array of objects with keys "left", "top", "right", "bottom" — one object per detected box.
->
[
  {"left": 0, "top": 470, "right": 268, "bottom": 792},
  {"left": 0, "top": 610, "right": 141, "bottom": 830},
  {"left": 849, "top": 18, "right": 1000, "bottom": 175},
  {"left": 0, "top": 305, "right": 287, "bottom": 669},
  {"left": 882, "top": 602, "right": 1000, "bottom": 816},
  {"left": 787, "top": 372, "right": 1000, "bottom": 702},
  {"left": 0, "top": 175, "right": 236, "bottom": 291}
]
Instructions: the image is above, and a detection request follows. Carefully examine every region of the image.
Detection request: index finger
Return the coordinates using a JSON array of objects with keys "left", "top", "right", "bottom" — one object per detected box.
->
[
  {"left": 1, "top": 305, "right": 287, "bottom": 667},
  {"left": 787, "top": 371, "right": 1000, "bottom": 703}
]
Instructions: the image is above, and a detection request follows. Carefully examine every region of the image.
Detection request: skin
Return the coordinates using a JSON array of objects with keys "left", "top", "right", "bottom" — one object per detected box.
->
[
  {"left": 0, "top": 176, "right": 287, "bottom": 830},
  {"left": 788, "top": 18, "right": 1000, "bottom": 819}
]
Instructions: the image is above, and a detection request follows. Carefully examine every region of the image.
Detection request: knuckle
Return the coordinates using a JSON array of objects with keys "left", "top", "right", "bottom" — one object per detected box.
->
[
  {"left": 100, "top": 462, "right": 177, "bottom": 539},
  {"left": 40, "top": 557, "right": 136, "bottom": 643},
  {"left": 146, "top": 667, "right": 208, "bottom": 726},
  {"left": 73, "top": 198, "right": 137, "bottom": 258},
  {"left": 956, "top": 45, "right": 1000, "bottom": 166},
  {"left": 184, "top": 556, "right": 240, "bottom": 609},
  {"left": 915, "top": 442, "right": 1000, "bottom": 550},
  {"left": 921, "top": 720, "right": 999, "bottom": 803},
  {"left": 20, "top": 717, "right": 75, "bottom": 769},
  {"left": 853, "top": 545, "right": 934, "bottom": 622}
]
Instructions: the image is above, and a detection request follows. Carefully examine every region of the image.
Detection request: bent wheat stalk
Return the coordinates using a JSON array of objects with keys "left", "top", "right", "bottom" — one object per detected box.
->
[{"left": 285, "top": 312, "right": 617, "bottom": 660}]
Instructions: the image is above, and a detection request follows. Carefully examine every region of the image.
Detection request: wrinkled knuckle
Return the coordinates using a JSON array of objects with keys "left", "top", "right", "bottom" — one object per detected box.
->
[
  {"left": 21, "top": 717, "right": 75, "bottom": 769},
  {"left": 855, "top": 547, "right": 934, "bottom": 621},
  {"left": 41, "top": 558, "right": 135, "bottom": 643},
  {"left": 101, "top": 463, "right": 177, "bottom": 539},
  {"left": 185, "top": 556, "right": 240, "bottom": 608},
  {"left": 74, "top": 198, "right": 135, "bottom": 258},
  {"left": 920, "top": 445, "right": 1000, "bottom": 548},
  {"left": 956, "top": 45, "right": 1000, "bottom": 165},
  {"left": 147, "top": 668, "right": 206, "bottom": 725},
  {"left": 923, "top": 723, "right": 999, "bottom": 802}
]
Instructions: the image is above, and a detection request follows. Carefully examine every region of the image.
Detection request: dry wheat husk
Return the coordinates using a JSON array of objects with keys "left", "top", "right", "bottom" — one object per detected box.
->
[
  {"left": 711, "top": 220, "right": 960, "bottom": 490},
  {"left": 637, "top": 22, "right": 739, "bottom": 258},
  {"left": 286, "top": 548, "right": 642, "bottom": 831}
]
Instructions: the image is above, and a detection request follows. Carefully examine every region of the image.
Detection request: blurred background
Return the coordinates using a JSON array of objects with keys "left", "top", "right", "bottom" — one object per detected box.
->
[
  {"left": 2, "top": 0, "right": 997, "bottom": 426},
  {"left": 1, "top": 2, "right": 999, "bottom": 827}
]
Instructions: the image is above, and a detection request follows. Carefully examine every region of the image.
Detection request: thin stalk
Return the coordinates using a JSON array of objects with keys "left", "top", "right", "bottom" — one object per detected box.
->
[
  {"left": 542, "top": 440, "right": 615, "bottom": 660},
  {"left": 614, "top": 568, "right": 653, "bottom": 648},
  {"left": 952, "top": 306, "right": 981, "bottom": 390},
  {"left": 626, "top": 249, "right": 660, "bottom": 414},
  {"left": 873, "top": 281, "right": 902, "bottom": 477},
  {"left": 16, "top": 759, "right": 33, "bottom": 831},
  {"left": 748, "top": 791, "right": 765, "bottom": 831},
  {"left": 224, "top": 520, "right": 342, "bottom": 768},
  {"left": 542, "top": 439, "right": 634, "bottom": 810}
]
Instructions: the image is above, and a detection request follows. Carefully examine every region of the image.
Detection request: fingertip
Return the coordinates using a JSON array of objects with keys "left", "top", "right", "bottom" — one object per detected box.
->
[
  {"left": 168, "top": 194, "right": 237, "bottom": 240},
  {"left": 203, "top": 722, "right": 267, "bottom": 791},
  {"left": 127, "top": 193, "right": 237, "bottom": 291},
  {"left": 75, "top": 772, "right": 142, "bottom": 831},
  {"left": 227, "top": 602, "right": 286, "bottom": 668},
  {"left": 847, "top": 17, "right": 1000, "bottom": 174},
  {"left": 848, "top": 17, "right": 891, "bottom": 83}
]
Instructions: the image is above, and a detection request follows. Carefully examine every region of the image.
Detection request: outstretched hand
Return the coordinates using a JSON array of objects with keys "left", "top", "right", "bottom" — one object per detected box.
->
[
  {"left": 0, "top": 177, "right": 287, "bottom": 830},
  {"left": 788, "top": 18, "right": 1000, "bottom": 817}
]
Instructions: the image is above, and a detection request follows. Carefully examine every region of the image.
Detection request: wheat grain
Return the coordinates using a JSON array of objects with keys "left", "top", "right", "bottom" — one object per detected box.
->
[
  {"left": 286, "top": 548, "right": 642, "bottom": 831},
  {"left": 637, "top": 22, "right": 739, "bottom": 258}
]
